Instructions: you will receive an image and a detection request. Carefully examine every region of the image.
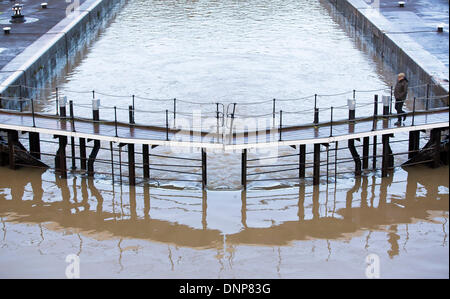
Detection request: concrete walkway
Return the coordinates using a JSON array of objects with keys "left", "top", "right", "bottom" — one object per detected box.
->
[
  {"left": 350, "top": 0, "right": 449, "bottom": 89},
  {"left": 0, "top": 0, "right": 88, "bottom": 71},
  {"left": 378, "top": 0, "right": 449, "bottom": 69}
]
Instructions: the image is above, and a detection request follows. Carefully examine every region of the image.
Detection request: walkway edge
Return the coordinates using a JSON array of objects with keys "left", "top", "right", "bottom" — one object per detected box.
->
[
  {"left": 328, "top": 0, "right": 449, "bottom": 99},
  {"left": 0, "top": 0, "right": 124, "bottom": 97}
]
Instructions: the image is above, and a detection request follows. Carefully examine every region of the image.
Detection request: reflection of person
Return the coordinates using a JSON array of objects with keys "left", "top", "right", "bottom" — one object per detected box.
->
[{"left": 394, "top": 73, "right": 408, "bottom": 126}]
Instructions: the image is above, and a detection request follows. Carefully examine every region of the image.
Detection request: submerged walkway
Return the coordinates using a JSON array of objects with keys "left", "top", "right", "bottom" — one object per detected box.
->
[{"left": 0, "top": 106, "right": 448, "bottom": 150}]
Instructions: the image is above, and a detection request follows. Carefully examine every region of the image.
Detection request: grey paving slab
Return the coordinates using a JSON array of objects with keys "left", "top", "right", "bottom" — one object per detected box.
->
[{"left": 0, "top": 0, "right": 88, "bottom": 70}]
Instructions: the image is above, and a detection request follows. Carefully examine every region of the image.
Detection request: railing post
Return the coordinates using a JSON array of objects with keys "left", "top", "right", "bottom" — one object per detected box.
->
[
  {"left": 314, "top": 94, "right": 319, "bottom": 126},
  {"left": 372, "top": 95, "right": 378, "bottom": 131},
  {"left": 242, "top": 149, "right": 247, "bottom": 189},
  {"left": 389, "top": 85, "right": 393, "bottom": 114},
  {"left": 114, "top": 106, "right": 118, "bottom": 137},
  {"left": 92, "top": 98, "right": 100, "bottom": 123},
  {"left": 279, "top": 110, "right": 283, "bottom": 141},
  {"left": 425, "top": 83, "right": 430, "bottom": 110},
  {"left": 173, "top": 98, "right": 176, "bottom": 125},
  {"left": 272, "top": 98, "right": 276, "bottom": 125},
  {"left": 55, "top": 87, "right": 59, "bottom": 116},
  {"left": 374, "top": 94, "right": 378, "bottom": 116},
  {"left": 330, "top": 106, "right": 333, "bottom": 137},
  {"left": 382, "top": 95, "right": 390, "bottom": 118},
  {"left": 165, "top": 109, "right": 169, "bottom": 141},
  {"left": 59, "top": 96, "right": 67, "bottom": 118},
  {"left": 31, "top": 98, "right": 36, "bottom": 128},
  {"left": 129, "top": 105, "right": 135, "bottom": 125},
  {"left": 348, "top": 98, "right": 356, "bottom": 122},
  {"left": 412, "top": 97, "right": 416, "bottom": 126},
  {"left": 69, "top": 100, "right": 75, "bottom": 132}
]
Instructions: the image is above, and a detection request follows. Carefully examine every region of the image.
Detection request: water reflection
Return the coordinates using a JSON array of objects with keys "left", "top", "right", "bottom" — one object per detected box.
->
[{"left": 0, "top": 167, "right": 448, "bottom": 258}]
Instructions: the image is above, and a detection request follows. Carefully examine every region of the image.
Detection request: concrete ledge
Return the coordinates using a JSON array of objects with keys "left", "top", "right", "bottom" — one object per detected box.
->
[
  {"left": 328, "top": 0, "right": 449, "bottom": 105},
  {"left": 0, "top": 0, "right": 125, "bottom": 102}
]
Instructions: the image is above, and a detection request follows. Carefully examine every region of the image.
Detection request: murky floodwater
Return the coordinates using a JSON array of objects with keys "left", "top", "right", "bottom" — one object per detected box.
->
[
  {"left": 0, "top": 0, "right": 448, "bottom": 278},
  {"left": 0, "top": 166, "right": 448, "bottom": 278}
]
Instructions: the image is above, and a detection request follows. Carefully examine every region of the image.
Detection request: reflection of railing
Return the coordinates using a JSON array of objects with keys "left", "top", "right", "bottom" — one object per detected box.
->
[
  {"left": 0, "top": 169, "right": 447, "bottom": 249},
  {"left": 10, "top": 135, "right": 207, "bottom": 188},
  {"left": 242, "top": 133, "right": 442, "bottom": 189}
]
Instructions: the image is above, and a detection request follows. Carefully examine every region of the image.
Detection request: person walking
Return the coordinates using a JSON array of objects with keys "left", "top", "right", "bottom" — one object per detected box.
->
[{"left": 393, "top": 73, "right": 408, "bottom": 126}]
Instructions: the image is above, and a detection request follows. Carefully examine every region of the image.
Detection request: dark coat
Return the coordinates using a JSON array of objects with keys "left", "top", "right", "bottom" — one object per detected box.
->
[{"left": 394, "top": 78, "right": 408, "bottom": 101}]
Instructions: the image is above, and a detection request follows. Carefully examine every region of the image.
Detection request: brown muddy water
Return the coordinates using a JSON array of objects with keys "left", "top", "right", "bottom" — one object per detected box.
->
[
  {"left": 0, "top": 0, "right": 448, "bottom": 278},
  {"left": 0, "top": 166, "right": 448, "bottom": 278}
]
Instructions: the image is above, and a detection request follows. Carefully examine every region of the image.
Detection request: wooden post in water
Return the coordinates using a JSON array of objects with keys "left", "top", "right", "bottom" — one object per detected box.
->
[
  {"left": 143, "top": 144, "right": 150, "bottom": 179},
  {"left": 55, "top": 97, "right": 67, "bottom": 178},
  {"left": 69, "top": 100, "right": 76, "bottom": 170},
  {"left": 28, "top": 132, "right": 40, "bottom": 160},
  {"left": 241, "top": 149, "right": 247, "bottom": 189},
  {"left": 348, "top": 99, "right": 361, "bottom": 176},
  {"left": 88, "top": 99, "right": 101, "bottom": 177},
  {"left": 408, "top": 131, "right": 420, "bottom": 159},
  {"left": 7, "top": 130, "right": 18, "bottom": 170},
  {"left": 430, "top": 129, "right": 441, "bottom": 168},
  {"left": 299, "top": 144, "right": 306, "bottom": 179},
  {"left": 363, "top": 137, "right": 369, "bottom": 169},
  {"left": 381, "top": 134, "right": 393, "bottom": 177},
  {"left": 79, "top": 138, "right": 87, "bottom": 170},
  {"left": 201, "top": 148, "right": 207, "bottom": 190},
  {"left": 372, "top": 135, "right": 377, "bottom": 170},
  {"left": 313, "top": 143, "right": 320, "bottom": 185},
  {"left": 128, "top": 143, "right": 135, "bottom": 186},
  {"left": 202, "top": 190, "right": 207, "bottom": 230}
]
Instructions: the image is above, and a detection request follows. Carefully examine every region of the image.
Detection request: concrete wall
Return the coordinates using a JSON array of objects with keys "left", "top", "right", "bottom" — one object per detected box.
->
[
  {"left": 0, "top": 0, "right": 126, "bottom": 108},
  {"left": 327, "top": 0, "right": 449, "bottom": 107}
]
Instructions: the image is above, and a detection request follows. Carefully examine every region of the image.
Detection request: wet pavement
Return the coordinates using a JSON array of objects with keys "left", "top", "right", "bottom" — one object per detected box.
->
[
  {"left": 353, "top": 0, "right": 449, "bottom": 88},
  {"left": 0, "top": 0, "right": 88, "bottom": 71}
]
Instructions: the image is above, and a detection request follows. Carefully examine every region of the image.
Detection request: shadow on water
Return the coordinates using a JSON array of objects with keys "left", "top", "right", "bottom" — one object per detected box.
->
[{"left": 0, "top": 165, "right": 448, "bottom": 255}]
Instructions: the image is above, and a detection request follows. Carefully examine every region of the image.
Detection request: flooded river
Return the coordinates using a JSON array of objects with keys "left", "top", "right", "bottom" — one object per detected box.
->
[{"left": 0, "top": 0, "right": 448, "bottom": 278}]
